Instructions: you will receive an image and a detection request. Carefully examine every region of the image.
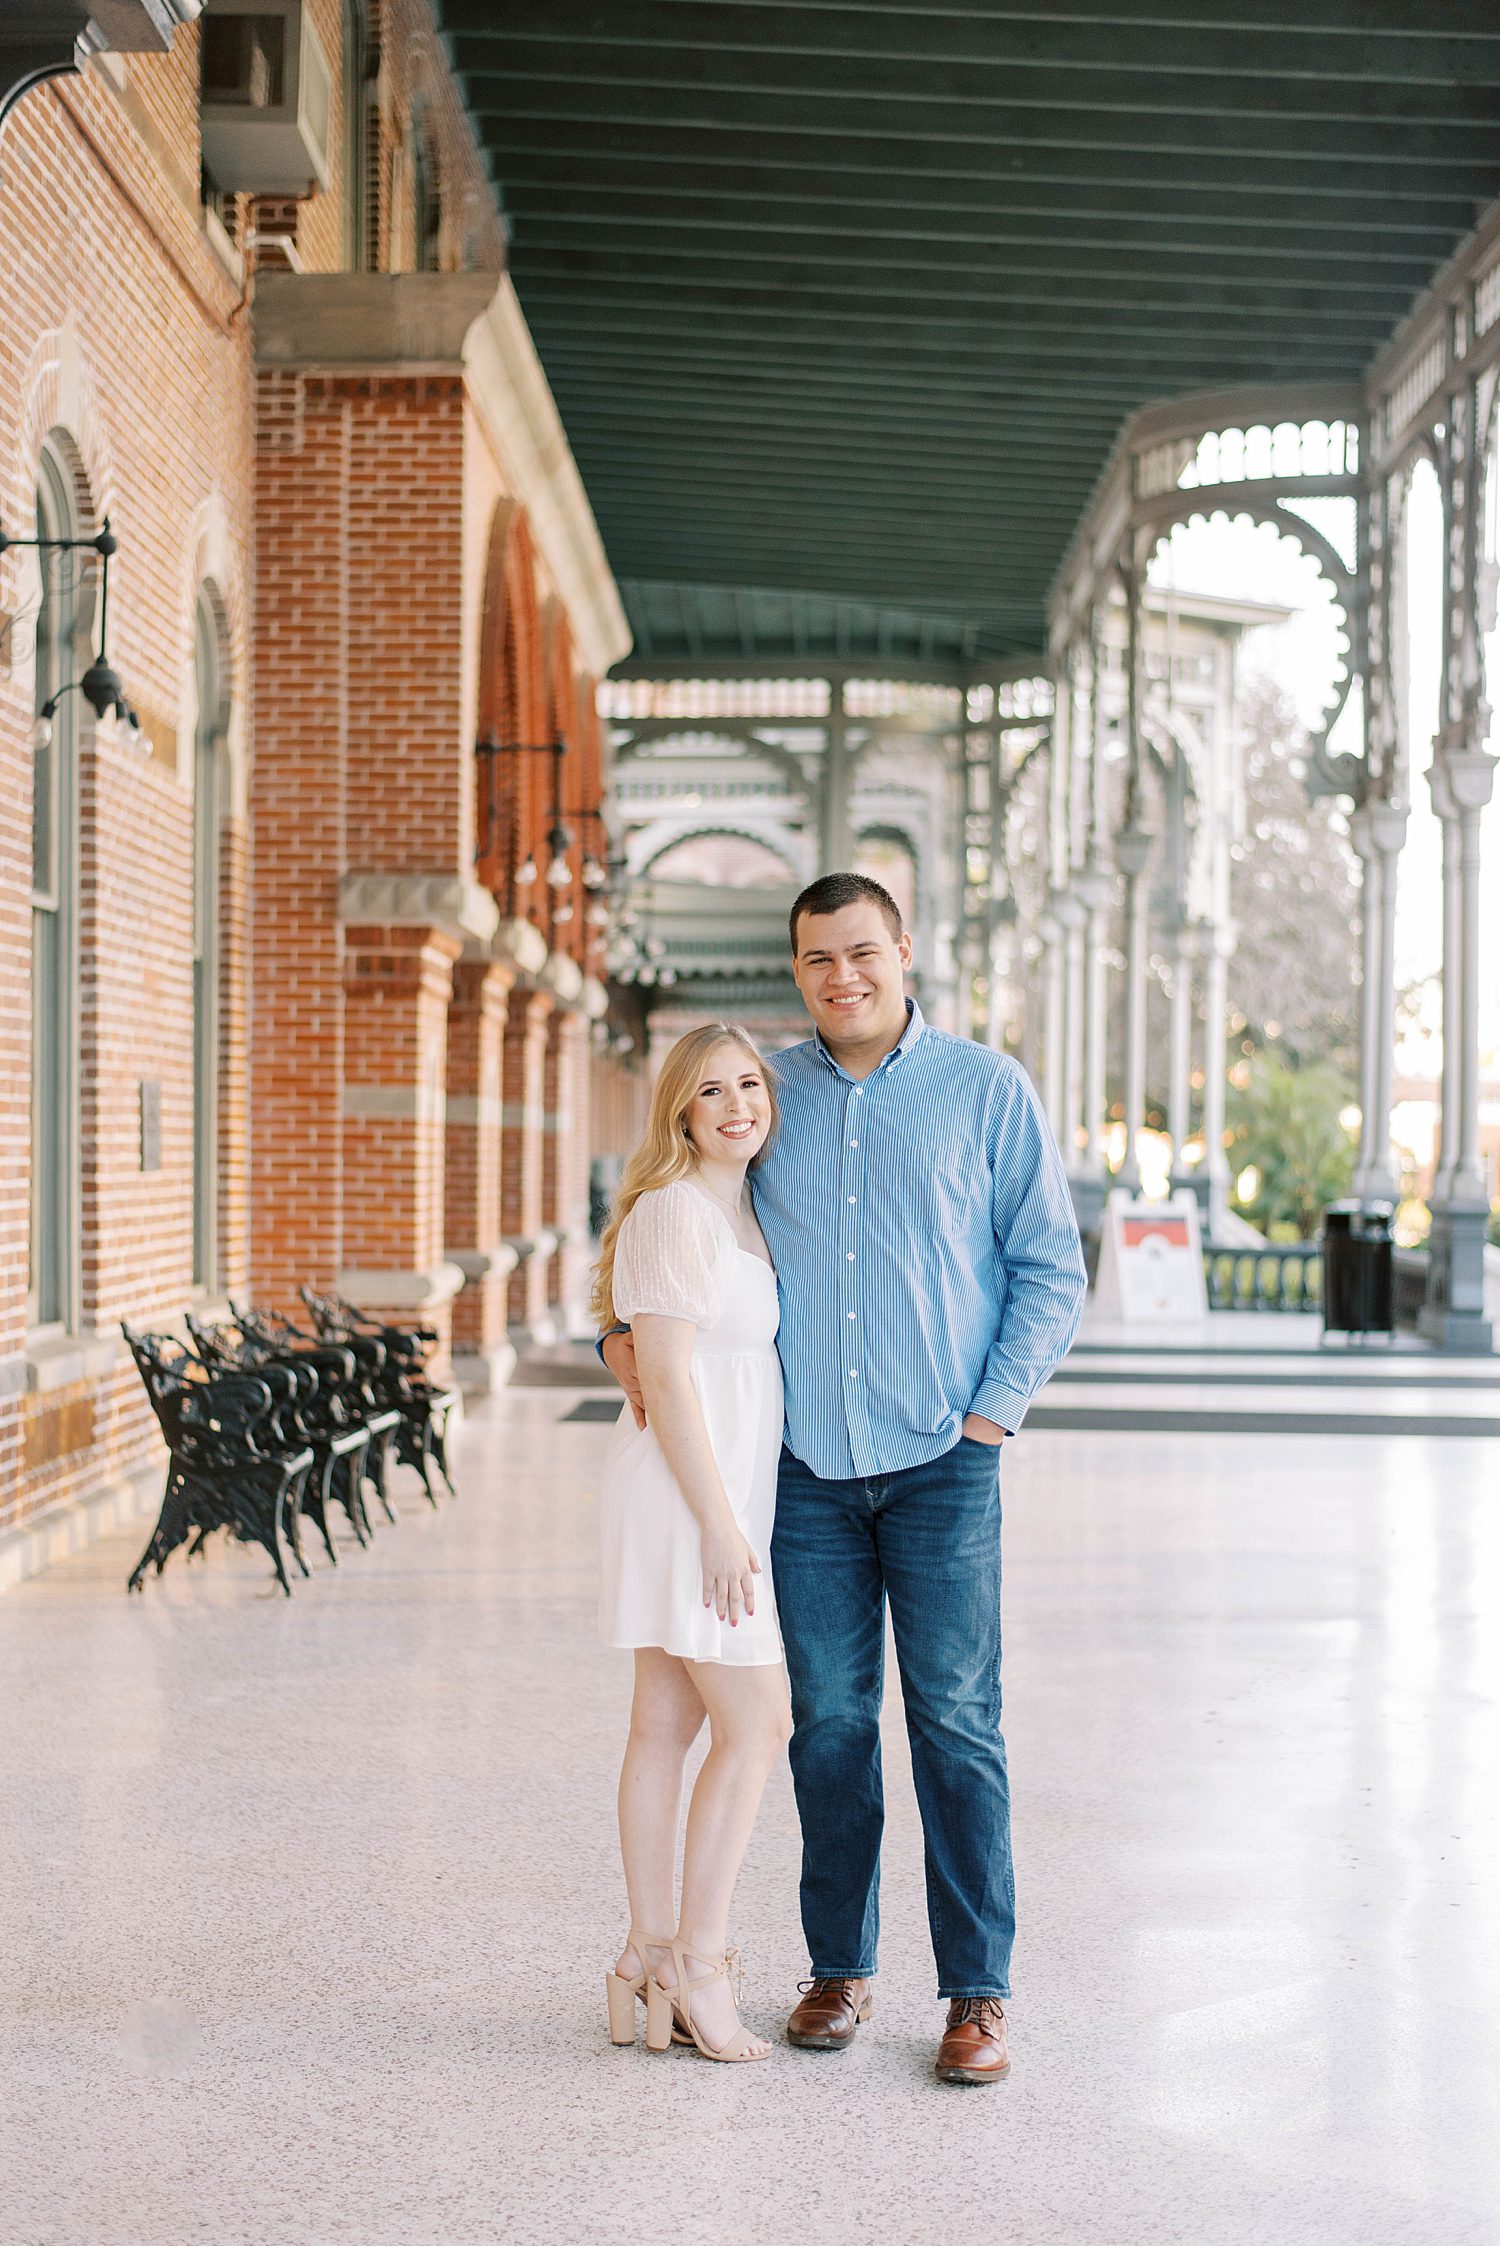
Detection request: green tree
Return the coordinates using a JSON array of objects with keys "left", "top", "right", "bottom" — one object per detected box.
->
[
  {"left": 1229, "top": 678, "right": 1361, "bottom": 1076},
  {"left": 1226, "top": 1047, "right": 1358, "bottom": 1239}
]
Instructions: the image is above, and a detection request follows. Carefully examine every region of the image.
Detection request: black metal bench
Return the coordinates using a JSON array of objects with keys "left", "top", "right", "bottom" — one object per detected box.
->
[
  {"left": 225, "top": 1303, "right": 406, "bottom": 1527},
  {"left": 187, "top": 1310, "right": 389, "bottom": 1554},
  {"left": 122, "top": 1325, "right": 314, "bottom": 1597},
  {"left": 298, "top": 1287, "right": 459, "bottom": 1507}
]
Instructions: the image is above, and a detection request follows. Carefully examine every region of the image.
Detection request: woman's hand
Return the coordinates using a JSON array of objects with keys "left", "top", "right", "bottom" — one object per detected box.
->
[{"left": 701, "top": 1516, "right": 761, "bottom": 1625}]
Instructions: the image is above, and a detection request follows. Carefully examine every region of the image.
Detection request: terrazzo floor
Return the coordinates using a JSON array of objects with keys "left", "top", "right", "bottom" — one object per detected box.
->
[{"left": 3, "top": 1392, "right": 1498, "bottom": 2246}]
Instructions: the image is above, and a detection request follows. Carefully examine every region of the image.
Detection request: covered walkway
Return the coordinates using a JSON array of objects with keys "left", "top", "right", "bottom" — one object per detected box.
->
[{"left": 3, "top": 1396, "right": 1497, "bottom": 2246}]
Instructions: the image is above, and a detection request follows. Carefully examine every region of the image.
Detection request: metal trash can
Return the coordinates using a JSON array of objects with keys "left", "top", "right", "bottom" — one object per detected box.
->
[{"left": 1321, "top": 1200, "right": 1395, "bottom": 1339}]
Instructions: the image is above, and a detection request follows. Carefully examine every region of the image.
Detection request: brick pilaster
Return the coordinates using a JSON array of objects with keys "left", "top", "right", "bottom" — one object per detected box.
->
[
  {"left": 501, "top": 988, "right": 555, "bottom": 1340},
  {"left": 340, "top": 921, "right": 463, "bottom": 1365},
  {"left": 445, "top": 958, "right": 516, "bottom": 1384},
  {"left": 543, "top": 1008, "right": 593, "bottom": 1330}
]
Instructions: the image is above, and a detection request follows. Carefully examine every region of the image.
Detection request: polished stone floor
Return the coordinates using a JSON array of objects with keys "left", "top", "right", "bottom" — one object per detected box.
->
[{"left": 3, "top": 1393, "right": 1498, "bottom": 2246}]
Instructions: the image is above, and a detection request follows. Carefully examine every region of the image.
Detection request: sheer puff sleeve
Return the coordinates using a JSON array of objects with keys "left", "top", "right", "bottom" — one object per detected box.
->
[{"left": 612, "top": 1181, "right": 727, "bottom": 1327}]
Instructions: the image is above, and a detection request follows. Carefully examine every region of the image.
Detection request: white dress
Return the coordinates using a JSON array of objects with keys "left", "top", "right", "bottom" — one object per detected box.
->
[{"left": 598, "top": 1178, "right": 784, "bottom": 1667}]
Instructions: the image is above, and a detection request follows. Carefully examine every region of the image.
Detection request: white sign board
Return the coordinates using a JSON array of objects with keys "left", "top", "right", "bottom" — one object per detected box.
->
[{"left": 1094, "top": 1189, "right": 1209, "bottom": 1325}]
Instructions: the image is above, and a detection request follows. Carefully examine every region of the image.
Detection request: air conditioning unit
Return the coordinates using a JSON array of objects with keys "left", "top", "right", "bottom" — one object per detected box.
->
[{"left": 200, "top": 0, "right": 332, "bottom": 195}]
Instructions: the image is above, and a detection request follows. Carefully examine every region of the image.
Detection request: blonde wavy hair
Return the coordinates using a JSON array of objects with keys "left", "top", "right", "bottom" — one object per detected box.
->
[{"left": 590, "top": 1022, "right": 780, "bottom": 1328}]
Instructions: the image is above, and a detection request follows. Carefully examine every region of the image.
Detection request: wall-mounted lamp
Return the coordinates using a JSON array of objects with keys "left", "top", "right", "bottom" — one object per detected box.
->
[
  {"left": 0, "top": 515, "right": 147, "bottom": 748},
  {"left": 475, "top": 735, "right": 568, "bottom": 911}
]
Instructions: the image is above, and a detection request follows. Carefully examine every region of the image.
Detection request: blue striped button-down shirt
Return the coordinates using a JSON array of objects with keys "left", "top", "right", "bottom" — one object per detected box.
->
[{"left": 752, "top": 1001, "right": 1086, "bottom": 1481}]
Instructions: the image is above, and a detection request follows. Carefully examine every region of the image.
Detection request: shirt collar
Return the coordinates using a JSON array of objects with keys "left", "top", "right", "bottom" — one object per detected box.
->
[{"left": 814, "top": 997, "right": 926, "bottom": 1079}]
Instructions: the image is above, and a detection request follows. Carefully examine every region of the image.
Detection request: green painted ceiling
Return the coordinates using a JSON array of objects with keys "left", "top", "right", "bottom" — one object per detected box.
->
[{"left": 434, "top": 1, "right": 1500, "bottom": 665}]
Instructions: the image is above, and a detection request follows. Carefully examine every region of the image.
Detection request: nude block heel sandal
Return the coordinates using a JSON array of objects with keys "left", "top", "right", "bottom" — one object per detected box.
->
[
  {"left": 605, "top": 1969, "right": 639, "bottom": 2045},
  {"left": 608, "top": 1931, "right": 685, "bottom": 2047},
  {"left": 650, "top": 1940, "right": 769, "bottom": 2064}
]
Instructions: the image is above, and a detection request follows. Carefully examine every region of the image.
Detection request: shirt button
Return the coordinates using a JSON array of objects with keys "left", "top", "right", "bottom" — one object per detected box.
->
[
  {"left": 847, "top": 1195, "right": 856, "bottom": 1204},
  {"left": 853, "top": 1089, "right": 863, "bottom": 1098},
  {"left": 847, "top": 1368, "right": 858, "bottom": 1379},
  {"left": 846, "top": 1252, "right": 854, "bottom": 1262},
  {"left": 846, "top": 1311, "right": 856, "bottom": 1321},
  {"left": 849, "top": 1139, "right": 858, "bottom": 1148}
]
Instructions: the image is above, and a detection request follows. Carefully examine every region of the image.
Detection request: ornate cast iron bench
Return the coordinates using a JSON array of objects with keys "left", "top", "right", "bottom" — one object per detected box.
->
[
  {"left": 299, "top": 1287, "right": 459, "bottom": 1507},
  {"left": 225, "top": 1303, "right": 406, "bottom": 1527},
  {"left": 188, "top": 1310, "right": 387, "bottom": 1554},
  {"left": 122, "top": 1325, "right": 314, "bottom": 1598}
]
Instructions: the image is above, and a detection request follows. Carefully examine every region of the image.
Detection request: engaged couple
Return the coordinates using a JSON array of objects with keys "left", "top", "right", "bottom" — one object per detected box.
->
[{"left": 593, "top": 872, "right": 1086, "bottom": 2080}]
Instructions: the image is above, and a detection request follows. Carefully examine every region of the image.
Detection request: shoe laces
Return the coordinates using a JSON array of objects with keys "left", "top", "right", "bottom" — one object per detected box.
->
[{"left": 950, "top": 1996, "right": 1004, "bottom": 2033}]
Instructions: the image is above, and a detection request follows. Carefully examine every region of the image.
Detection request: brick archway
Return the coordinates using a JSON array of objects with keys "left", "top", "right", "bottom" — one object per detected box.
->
[{"left": 476, "top": 504, "right": 546, "bottom": 910}]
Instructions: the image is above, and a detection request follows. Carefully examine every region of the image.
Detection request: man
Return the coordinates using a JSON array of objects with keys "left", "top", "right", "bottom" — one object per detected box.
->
[{"left": 603, "top": 871, "right": 1085, "bottom": 2083}]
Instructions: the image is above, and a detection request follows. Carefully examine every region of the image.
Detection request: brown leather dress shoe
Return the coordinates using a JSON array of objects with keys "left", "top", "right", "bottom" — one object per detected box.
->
[
  {"left": 786, "top": 1977, "right": 874, "bottom": 2051},
  {"left": 934, "top": 1997, "right": 1010, "bottom": 2084}
]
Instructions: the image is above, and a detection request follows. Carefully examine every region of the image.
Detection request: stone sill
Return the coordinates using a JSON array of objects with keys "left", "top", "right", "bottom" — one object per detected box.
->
[
  {"left": 334, "top": 1262, "right": 466, "bottom": 1313},
  {"left": 22, "top": 1330, "right": 124, "bottom": 1395},
  {"left": 448, "top": 1244, "right": 521, "bottom": 1285}
]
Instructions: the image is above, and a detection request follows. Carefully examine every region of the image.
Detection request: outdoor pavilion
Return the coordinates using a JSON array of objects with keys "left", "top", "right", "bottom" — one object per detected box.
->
[
  {"left": 6, "top": 18, "right": 1500, "bottom": 2245},
  {"left": 434, "top": 0, "right": 1500, "bottom": 1352}
]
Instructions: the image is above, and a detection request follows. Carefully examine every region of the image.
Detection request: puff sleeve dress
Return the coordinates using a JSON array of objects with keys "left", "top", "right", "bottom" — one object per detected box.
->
[{"left": 597, "top": 1179, "right": 784, "bottom": 1666}]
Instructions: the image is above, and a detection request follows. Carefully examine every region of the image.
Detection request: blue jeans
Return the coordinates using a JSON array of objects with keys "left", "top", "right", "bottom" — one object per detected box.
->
[{"left": 772, "top": 1438, "right": 1013, "bottom": 2001}]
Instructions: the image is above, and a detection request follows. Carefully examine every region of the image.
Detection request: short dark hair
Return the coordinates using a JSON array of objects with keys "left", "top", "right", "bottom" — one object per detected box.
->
[{"left": 789, "top": 871, "right": 904, "bottom": 954}]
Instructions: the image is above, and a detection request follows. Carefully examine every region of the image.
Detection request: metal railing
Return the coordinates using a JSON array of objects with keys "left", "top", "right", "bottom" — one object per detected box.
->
[{"left": 1203, "top": 1243, "right": 1323, "bottom": 1313}]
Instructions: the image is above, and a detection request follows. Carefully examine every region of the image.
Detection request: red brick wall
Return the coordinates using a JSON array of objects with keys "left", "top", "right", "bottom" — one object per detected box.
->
[
  {"left": 1, "top": 4, "right": 616, "bottom": 1556},
  {"left": 0, "top": 55, "right": 254, "bottom": 1542}
]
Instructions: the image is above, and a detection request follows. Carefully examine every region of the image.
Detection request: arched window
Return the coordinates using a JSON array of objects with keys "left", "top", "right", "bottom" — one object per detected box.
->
[
  {"left": 341, "top": 0, "right": 371, "bottom": 272},
  {"left": 647, "top": 833, "right": 797, "bottom": 889},
  {"left": 29, "top": 441, "right": 84, "bottom": 1333},
  {"left": 411, "top": 108, "right": 441, "bottom": 272},
  {"left": 192, "top": 591, "right": 228, "bottom": 1292}
]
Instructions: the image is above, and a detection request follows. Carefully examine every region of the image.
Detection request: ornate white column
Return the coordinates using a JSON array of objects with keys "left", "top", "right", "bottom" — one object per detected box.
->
[
  {"left": 1421, "top": 752, "right": 1495, "bottom": 1350},
  {"left": 1419, "top": 361, "right": 1496, "bottom": 1352},
  {"left": 1057, "top": 889, "right": 1087, "bottom": 1164},
  {"left": 1037, "top": 906, "right": 1066, "bottom": 1139},
  {"left": 819, "top": 690, "right": 852, "bottom": 872},
  {"left": 1437, "top": 750, "right": 1491, "bottom": 1212},
  {"left": 1040, "top": 647, "right": 1076, "bottom": 1144},
  {"left": 1198, "top": 920, "right": 1236, "bottom": 1239},
  {"left": 1077, "top": 858, "right": 1113, "bottom": 1189},
  {"left": 1167, "top": 919, "right": 1197, "bottom": 1187},
  {"left": 1114, "top": 545, "right": 1152, "bottom": 1196},
  {"left": 1115, "top": 823, "right": 1155, "bottom": 1192},
  {"left": 1349, "top": 801, "right": 1407, "bottom": 1203}
]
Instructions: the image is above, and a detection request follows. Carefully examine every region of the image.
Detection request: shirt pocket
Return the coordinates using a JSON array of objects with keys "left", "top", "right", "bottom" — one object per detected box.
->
[{"left": 890, "top": 1127, "right": 989, "bottom": 1232}]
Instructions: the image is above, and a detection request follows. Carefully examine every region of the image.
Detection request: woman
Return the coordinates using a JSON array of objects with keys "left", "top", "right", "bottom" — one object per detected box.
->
[{"left": 593, "top": 1022, "right": 792, "bottom": 2065}]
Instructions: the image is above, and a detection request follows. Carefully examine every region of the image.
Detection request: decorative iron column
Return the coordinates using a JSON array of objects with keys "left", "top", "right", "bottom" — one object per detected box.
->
[
  {"left": 1167, "top": 918, "right": 1198, "bottom": 1188},
  {"left": 985, "top": 720, "right": 1010, "bottom": 1050},
  {"left": 1076, "top": 857, "right": 1113, "bottom": 1223},
  {"left": 1349, "top": 463, "right": 1408, "bottom": 1208},
  {"left": 1114, "top": 548, "right": 1154, "bottom": 1194},
  {"left": 1058, "top": 890, "right": 1087, "bottom": 1172},
  {"left": 819, "top": 688, "right": 853, "bottom": 872},
  {"left": 1039, "top": 643, "right": 1077, "bottom": 1146},
  {"left": 1198, "top": 921, "right": 1237, "bottom": 1238},
  {"left": 1115, "top": 824, "right": 1155, "bottom": 1192},
  {"left": 1349, "top": 802, "right": 1407, "bottom": 1203},
  {"left": 1037, "top": 905, "right": 1066, "bottom": 1138},
  {"left": 1420, "top": 365, "right": 1497, "bottom": 1351},
  {"left": 1074, "top": 611, "right": 1113, "bottom": 1214}
]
